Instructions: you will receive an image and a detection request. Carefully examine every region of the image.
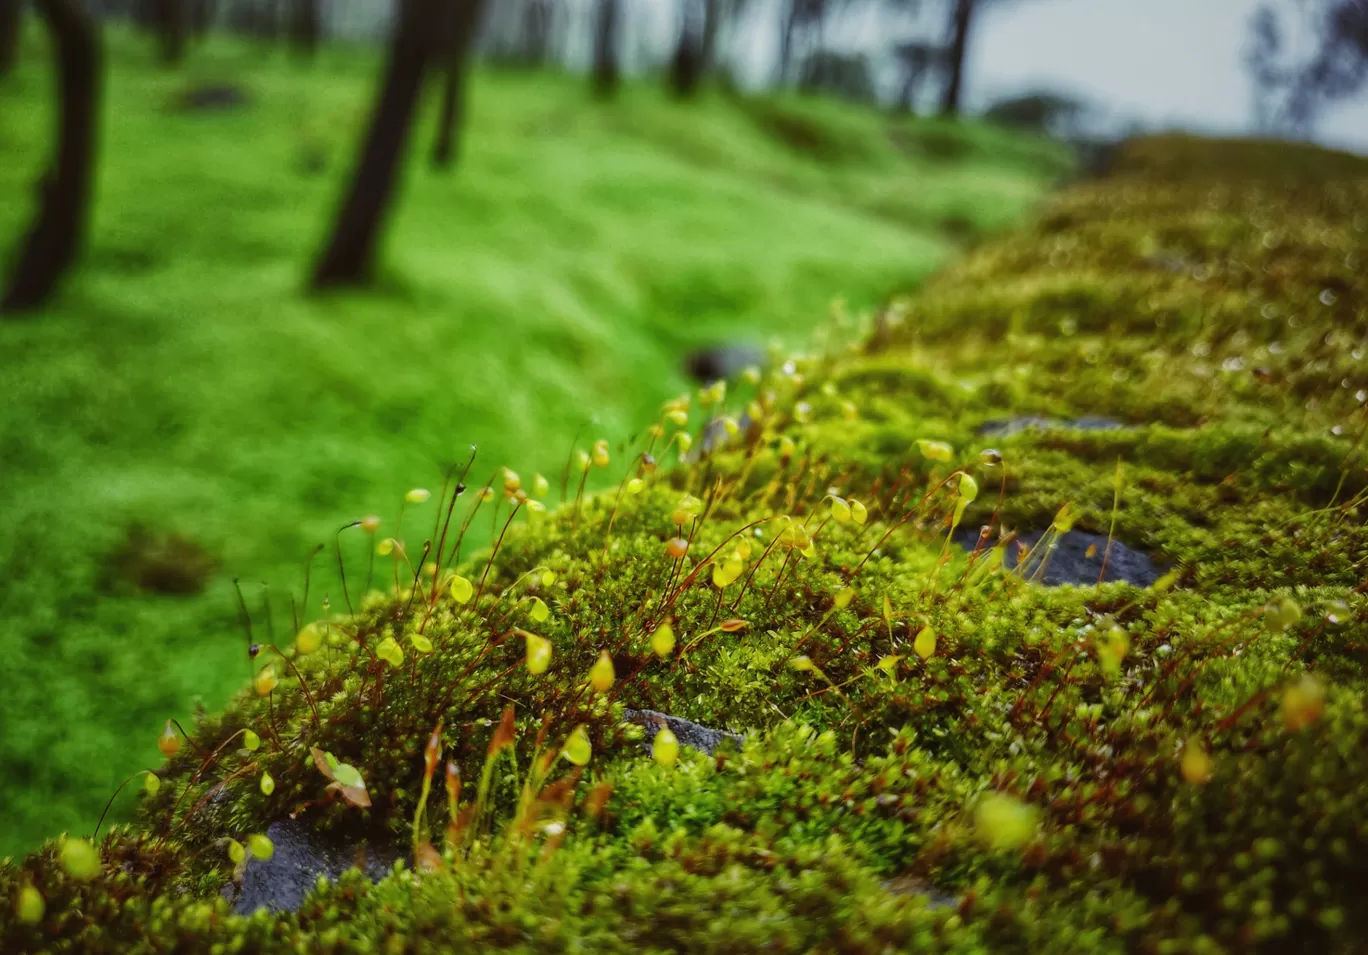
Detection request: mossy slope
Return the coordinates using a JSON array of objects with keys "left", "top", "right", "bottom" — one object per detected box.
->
[
  {"left": 0, "top": 33, "right": 1066, "bottom": 855},
  {"left": 4, "top": 135, "right": 1367, "bottom": 953}
]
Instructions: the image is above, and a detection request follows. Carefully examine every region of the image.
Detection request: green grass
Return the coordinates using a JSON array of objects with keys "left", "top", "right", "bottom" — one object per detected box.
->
[{"left": 0, "top": 27, "right": 1065, "bottom": 855}]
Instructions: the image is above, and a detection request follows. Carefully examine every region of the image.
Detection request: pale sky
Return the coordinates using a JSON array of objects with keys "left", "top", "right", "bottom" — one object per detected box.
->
[{"left": 971, "top": 0, "right": 1368, "bottom": 153}]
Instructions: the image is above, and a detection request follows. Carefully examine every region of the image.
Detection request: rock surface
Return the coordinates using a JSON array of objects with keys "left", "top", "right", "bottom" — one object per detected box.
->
[
  {"left": 977, "top": 416, "right": 1125, "bottom": 438},
  {"left": 179, "top": 84, "right": 250, "bottom": 111},
  {"left": 227, "top": 818, "right": 400, "bottom": 916},
  {"left": 623, "top": 709, "right": 743, "bottom": 755},
  {"left": 684, "top": 344, "right": 766, "bottom": 385},
  {"left": 956, "top": 527, "right": 1162, "bottom": 587}
]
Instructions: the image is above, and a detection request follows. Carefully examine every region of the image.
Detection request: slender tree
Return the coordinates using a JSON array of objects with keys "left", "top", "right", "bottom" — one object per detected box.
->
[
  {"left": 432, "top": 0, "right": 488, "bottom": 168},
  {"left": 592, "top": 0, "right": 620, "bottom": 99},
  {"left": 939, "top": 0, "right": 974, "bottom": 116},
  {"left": 288, "top": 0, "right": 320, "bottom": 56},
  {"left": 312, "top": 0, "right": 443, "bottom": 288},
  {"left": 670, "top": 0, "right": 717, "bottom": 98},
  {"left": 1, "top": 0, "right": 21, "bottom": 77},
  {"left": 2, "top": 0, "right": 101, "bottom": 314},
  {"left": 1248, "top": 0, "right": 1368, "bottom": 133},
  {"left": 894, "top": 42, "right": 942, "bottom": 115},
  {"left": 777, "top": 0, "right": 826, "bottom": 87},
  {"left": 153, "top": 0, "right": 186, "bottom": 64}
]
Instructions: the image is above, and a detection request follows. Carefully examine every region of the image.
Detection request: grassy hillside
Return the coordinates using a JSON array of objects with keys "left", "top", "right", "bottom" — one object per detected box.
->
[
  {"left": 2, "top": 132, "right": 1365, "bottom": 953},
  {"left": 0, "top": 30, "right": 1066, "bottom": 855}
]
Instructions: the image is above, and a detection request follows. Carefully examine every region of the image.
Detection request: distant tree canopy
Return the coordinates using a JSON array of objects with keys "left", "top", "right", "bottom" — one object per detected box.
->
[
  {"left": 984, "top": 90, "right": 1088, "bottom": 138},
  {"left": 1247, "top": 0, "right": 1368, "bottom": 133},
  {"left": 797, "top": 49, "right": 875, "bottom": 102}
]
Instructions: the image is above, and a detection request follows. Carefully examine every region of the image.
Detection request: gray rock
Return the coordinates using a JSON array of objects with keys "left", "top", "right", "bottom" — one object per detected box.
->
[
  {"left": 956, "top": 527, "right": 1161, "bottom": 587},
  {"left": 977, "top": 416, "right": 1125, "bottom": 438},
  {"left": 180, "top": 83, "right": 250, "bottom": 111},
  {"left": 623, "top": 709, "right": 743, "bottom": 756},
  {"left": 684, "top": 344, "right": 766, "bottom": 385},
  {"left": 884, "top": 873, "right": 959, "bottom": 910},
  {"left": 226, "top": 817, "right": 401, "bottom": 915},
  {"left": 699, "top": 412, "right": 755, "bottom": 452}
]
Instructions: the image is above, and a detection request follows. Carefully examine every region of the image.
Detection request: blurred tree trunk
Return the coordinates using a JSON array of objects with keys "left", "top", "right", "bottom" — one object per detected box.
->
[
  {"left": 432, "top": 0, "right": 487, "bottom": 168},
  {"left": 312, "top": 0, "right": 440, "bottom": 288},
  {"left": 2, "top": 0, "right": 100, "bottom": 314},
  {"left": 778, "top": 0, "right": 796, "bottom": 85},
  {"left": 670, "top": 0, "right": 717, "bottom": 98},
  {"left": 519, "top": 0, "right": 551, "bottom": 66},
  {"left": 1, "top": 0, "right": 20, "bottom": 77},
  {"left": 940, "top": 0, "right": 974, "bottom": 117},
  {"left": 288, "top": 0, "right": 318, "bottom": 56},
  {"left": 591, "top": 0, "right": 619, "bottom": 99},
  {"left": 190, "top": 0, "right": 214, "bottom": 40},
  {"left": 154, "top": 0, "right": 186, "bottom": 63},
  {"left": 701, "top": 0, "right": 719, "bottom": 69}
]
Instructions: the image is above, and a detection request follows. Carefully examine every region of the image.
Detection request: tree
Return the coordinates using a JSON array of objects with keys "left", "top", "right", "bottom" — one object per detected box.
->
[
  {"left": 2, "top": 0, "right": 101, "bottom": 314},
  {"left": 939, "top": 0, "right": 974, "bottom": 116},
  {"left": 432, "top": 0, "right": 488, "bottom": 168},
  {"left": 669, "top": 0, "right": 718, "bottom": 98},
  {"left": 1, "top": 0, "right": 21, "bottom": 77},
  {"left": 288, "top": 0, "right": 321, "bottom": 57},
  {"left": 592, "top": 0, "right": 620, "bottom": 99},
  {"left": 777, "top": 0, "right": 826, "bottom": 86},
  {"left": 1246, "top": 1, "right": 1368, "bottom": 133},
  {"left": 893, "top": 41, "right": 944, "bottom": 115},
  {"left": 152, "top": 0, "right": 187, "bottom": 64},
  {"left": 311, "top": 0, "right": 443, "bottom": 288}
]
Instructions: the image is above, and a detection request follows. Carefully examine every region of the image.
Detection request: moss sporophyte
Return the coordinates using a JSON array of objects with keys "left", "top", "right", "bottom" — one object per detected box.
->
[{"left": 6, "top": 136, "right": 1368, "bottom": 953}]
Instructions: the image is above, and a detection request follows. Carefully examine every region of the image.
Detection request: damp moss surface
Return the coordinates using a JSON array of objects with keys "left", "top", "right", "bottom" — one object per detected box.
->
[
  {"left": 4, "top": 134, "right": 1368, "bottom": 953},
  {"left": 0, "top": 28, "right": 1066, "bottom": 857}
]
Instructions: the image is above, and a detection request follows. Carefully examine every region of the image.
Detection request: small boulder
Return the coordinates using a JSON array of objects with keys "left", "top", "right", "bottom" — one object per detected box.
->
[
  {"left": 957, "top": 527, "right": 1161, "bottom": 587},
  {"left": 977, "top": 416, "right": 1125, "bottom": 439},
  {"left": 179, "top": 84, "right": 250, "bottom": 112},
  {"left": 684, "top": 344, "right": 766, "bottom": 385},
  {"left": 623, "top": 709, "right": 743, "bottom": 756},
  {"left": 226, "top": 818, "right": 400, "bottom": 916}
]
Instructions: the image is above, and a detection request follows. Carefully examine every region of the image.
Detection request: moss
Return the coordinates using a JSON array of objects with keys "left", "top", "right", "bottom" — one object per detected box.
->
[{"left": 5, "top": 134, "right": 1368, "bottom": 952}]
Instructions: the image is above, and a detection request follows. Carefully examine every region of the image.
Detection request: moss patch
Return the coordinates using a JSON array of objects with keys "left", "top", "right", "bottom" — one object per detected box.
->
[{"left": 5, "top": 135, "right": 1367, "bottom": 953}]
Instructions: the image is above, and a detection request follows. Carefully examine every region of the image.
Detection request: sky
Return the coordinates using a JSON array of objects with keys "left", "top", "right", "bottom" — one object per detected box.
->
[{"left": 970, "top": 0, "right": 1368, "bottom": 153}]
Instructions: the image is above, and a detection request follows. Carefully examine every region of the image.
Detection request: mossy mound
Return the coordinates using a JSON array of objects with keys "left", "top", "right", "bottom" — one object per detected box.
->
[{"left": 5, "top": 135, "right": 1367, "bottom": 953}]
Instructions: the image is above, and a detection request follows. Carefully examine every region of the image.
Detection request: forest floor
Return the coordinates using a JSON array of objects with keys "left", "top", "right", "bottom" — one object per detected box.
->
[{"left": 0, "top": 29, "right": 1067, "bottom": 854}]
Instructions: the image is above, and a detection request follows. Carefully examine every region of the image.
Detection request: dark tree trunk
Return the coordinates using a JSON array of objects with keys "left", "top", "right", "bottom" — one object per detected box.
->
[
  {"left": 700, "top": 0, "right": 719, "bottom": 69},
  {"left": 519, "top": 0, "right": 550, "bottom": 66},
  {"left": 778, "top": 0, "right": 796, "bottom": 85},
  {"left": 591, "top": 0, "right": 619, "bottom": 99},
  {"left": 311, "top": 0, "right": 441, "bottom": 288},
  {"left": 288, "top": 0, "right": 318, "bottom": 56},
  {"left": 154, "top": 0, "right": 186, "bottom": 63},
  {"left": 940, "top": 0, "right": 974, "bottom": 117},
  {"left": 190, "top": 0, "right": 214, "bottom": 40},
  {"left": 432, "top": 0, "right": 487, "bottom": 169},
  {"left": 2, "top": 0, "right": 100, "bottom": 314},
  {"left": 1, "top": 0, "right": 21, "bottom": 77},
  {"left": 669, "top": 0, "right": 711, "bottom": 98}
]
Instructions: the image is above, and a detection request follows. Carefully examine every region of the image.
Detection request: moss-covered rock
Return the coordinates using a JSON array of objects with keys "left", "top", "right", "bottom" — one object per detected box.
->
[{"left": 6, "top": 134, "right": 1367, "bottom": 953}]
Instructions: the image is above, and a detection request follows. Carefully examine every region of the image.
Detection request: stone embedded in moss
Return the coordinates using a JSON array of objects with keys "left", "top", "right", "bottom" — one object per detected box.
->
[
  {"left": 955, "top": 527, "right": 1161, "bottom": 587},
  {"left": 227, "top": 819, "right": 400, "bottom": 915}
]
